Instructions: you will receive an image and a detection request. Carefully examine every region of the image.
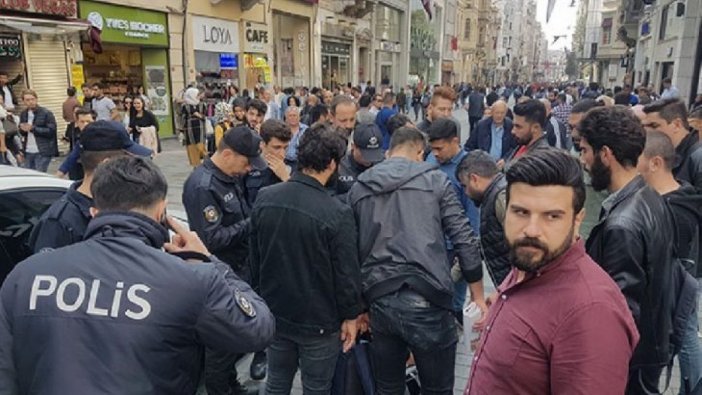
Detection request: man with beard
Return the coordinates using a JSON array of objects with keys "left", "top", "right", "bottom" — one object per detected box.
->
[
  {"left": 505, "top": 99, "right": 550, "bottom": 167},
  {"left": 456, "top": 150, "right": 510, "bottom": 286},
  {"left": 330, "top": 95, "right": 357, "bottom": 140},
  {"left": 579, "top": 106, "right": 677, "bottom": 394},
  {"left": 246, "top": 99, "right": 267, "bottom": 133},
  {"left": 466, "top": 148, "right": 639, "bottom": 395}
]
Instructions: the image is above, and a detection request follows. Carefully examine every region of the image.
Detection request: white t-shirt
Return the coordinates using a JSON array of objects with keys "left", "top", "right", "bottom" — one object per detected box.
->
[
  {"left": 25, "top": 110, "right": 39, "bottom": 154},
  {"left": 93, "top": 96, "right": 116, "bottom": 121},
  {"left": 2, "top": 86, "right": 14, "bottom": 110}
]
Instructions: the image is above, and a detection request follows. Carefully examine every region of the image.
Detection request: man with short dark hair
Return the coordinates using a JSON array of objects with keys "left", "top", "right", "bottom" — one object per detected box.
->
[
  {"left": 330, "top": 95, "right": 357, "bottom": 139},
  {"left": 19, "top": 90, "right": 57, "bottom": 172},
  {"left": 467, "top": 87, "right": 486, "bottom": 133},
  {"left": 540, "top": 98, "right": 570, "bottom": 150},
  {"left": 661, "top": 78, "right": 680, "bottom": 99},
  {"left": 456, "top": 150, "right": 510, "bottom": 286},
  {"left": 506, "top": 99, "right": 549, "bottom": 165},
  {"left": 356, "top": 94, "right": 376, "bottom": 124},
  {"left": 467, "top": 148, "right": 639, "bottom": 394},
  {"left": 349, "top": 126, "right": 486, "bottom": 394},
  {"left": 91, "top": 83, "right": 117, "bottom": 121},
  {"left": 182, "top": 125, "right": 268, "bottom": 395},
  {"left": 579, "top": 106, "right": 677, "bottom": 393},
  {"left": 246, "top": 119, "right": 293, "bottom": 205},
  {"left": 246, "top": 98, "right": 268, "bottom": 133},
  {"left": 1, "top": 156, "right": 275, "bottom": 395},
  {"left": 552, "top": 93, "right": 572, "bottom": 127},
  {"left": 62, "top": 87, "right": 80, "bottom": 125},
  {"left": 0, "top": 71, "right": 22, "bottom": 111},
  {"left": 251, "top": 123, "right": 362, "bottom": 394},
  {"left": 29, "top": 120, "right": 148, "bottom": 252},
  {"left": 643, "top": 98, "right": 702, "bottom": 190},
  {"left": 375, "top": 92, "right": 398, "bottom": 150},
  {"left": 637, "top": 131, "right": 702, "bottom": 393}
]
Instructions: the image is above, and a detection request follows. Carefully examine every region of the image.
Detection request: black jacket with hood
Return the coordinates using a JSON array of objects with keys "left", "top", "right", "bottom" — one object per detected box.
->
[
  {"left": 348, "top": 158, "right": 483, "bottom": 310},
  {"left": 664, "top": 182, "right": 702, "bottom": 277}
]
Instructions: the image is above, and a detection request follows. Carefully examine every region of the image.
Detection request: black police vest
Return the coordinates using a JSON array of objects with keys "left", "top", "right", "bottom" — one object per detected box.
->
[{"left": 479, "top": 173, "right": 512, "bottom": 286}]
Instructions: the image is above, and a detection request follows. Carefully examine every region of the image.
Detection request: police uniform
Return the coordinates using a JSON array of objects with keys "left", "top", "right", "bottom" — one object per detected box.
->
[
  {"left": 0, "top": 212, "right": 275, "bottom": 395},
  {"left": 245, "top": 167, "right": 284, "bottom": 206},
  {"left": 332, "top": 123, "right": 385, "bottom": 201},
  {"left": 28, "top": 121, "right": 152, "bottom": 254}
]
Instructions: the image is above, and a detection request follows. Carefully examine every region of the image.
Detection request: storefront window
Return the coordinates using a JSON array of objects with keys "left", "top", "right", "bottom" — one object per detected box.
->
[{"left": 375, "top": 5, "right": 401, "bottom": 42}]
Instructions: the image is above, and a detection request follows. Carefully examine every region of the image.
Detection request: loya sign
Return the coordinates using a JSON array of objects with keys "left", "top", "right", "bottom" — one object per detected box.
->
[
  {"left": 192, "top": 16, "right": 239, "bottom": 54},
  {"left": 243, "top": 22, "right": 270, "bottom": 53}
]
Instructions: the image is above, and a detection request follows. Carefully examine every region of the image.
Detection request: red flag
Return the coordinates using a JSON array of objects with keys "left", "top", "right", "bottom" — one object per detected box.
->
[{"left": 423, "top": 0, "right": 433, "bottom": 20}]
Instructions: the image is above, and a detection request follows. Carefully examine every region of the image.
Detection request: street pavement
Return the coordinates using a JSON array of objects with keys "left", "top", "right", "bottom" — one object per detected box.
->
[{"left": 49, "top": 108, "right": 686, "bottom": 394}]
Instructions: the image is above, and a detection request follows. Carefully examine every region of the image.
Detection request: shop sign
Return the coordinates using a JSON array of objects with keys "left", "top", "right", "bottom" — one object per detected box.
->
[
  {"left": 79, "top": 1, "right": 168, "bottom": 47},
  {"left": 219, "top": 53, "right": 238, "bottom": 68},
  {"left": 0, "top": 35, "right": 21, "bottom": 59},
  {"left": 322, "top": 41, "right": 350, "bottom": 56},
  {"left": 243, "top": 22, "right": 270, "bottom": 54},
  {"left": 379, "top": 41, "right": 400, "bottom": 52},
  {"left": 192, "top": 16, "right": 239, "bottom": 54},
  {"left": 0, "top": 0, "right": 77, "bottom": 18}
]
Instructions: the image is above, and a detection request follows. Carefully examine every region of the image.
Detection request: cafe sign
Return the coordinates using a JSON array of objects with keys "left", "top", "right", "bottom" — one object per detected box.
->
[
  {"left": 0, "top": 0, "right": 77, "bottom": 18},
  {"left": 79, "top": 1, "right": 168, "bottom": 46},
  {"left": 0, "top": 35, "right": 21, "bottom": 59},
  {"left": 243, "top": 22, "right": 270, "bottom": 53}
]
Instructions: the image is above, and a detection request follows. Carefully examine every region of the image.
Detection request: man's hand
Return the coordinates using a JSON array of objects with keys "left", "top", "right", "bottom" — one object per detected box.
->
[
  {"left": 55, "top": 171, "right": 67, "bottom": 179},
  {"left": 163, "top": 216, "right": 211, "bottom": 258},
  {"left": 19, "top": 123, "right": 31, "bottom": 132},
  {"left": 265, "top": 153, "right": 291, "bottom": 181},
  {"left": 472, "top": 298, "right": 489, "bottom": 331},
  {"left": 340, "top": 318, "right": 358, "bottom": 353},
  {"left": 496, "top": 159, "right": 505, "bottom": 171},
  {"left": 357, "top": 313, "right": 370, "bottom": 334}
]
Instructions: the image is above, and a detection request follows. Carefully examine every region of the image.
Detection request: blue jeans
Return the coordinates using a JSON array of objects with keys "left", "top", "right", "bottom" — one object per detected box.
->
[
  {"left": 369, "top": 289, "right": 458, "bottom": 395},
  {"left": 679, "top": 279, "right": 702, "bottom": 394},
  {"left": 265, "top": 330, "right": 341, "bottom": 395},
  {"left": 23, "top": 152, "right": 52, "bottom": 172}
]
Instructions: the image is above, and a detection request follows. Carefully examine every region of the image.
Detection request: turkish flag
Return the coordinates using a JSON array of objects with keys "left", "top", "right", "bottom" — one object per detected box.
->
[{"left": 423, "top": 0, "right": 433, "bottom": 20}]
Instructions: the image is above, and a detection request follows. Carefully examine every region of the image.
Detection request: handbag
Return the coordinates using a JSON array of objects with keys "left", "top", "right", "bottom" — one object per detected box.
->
[{"left": 185, "top": 116, "right": 206, "bottom": 167}]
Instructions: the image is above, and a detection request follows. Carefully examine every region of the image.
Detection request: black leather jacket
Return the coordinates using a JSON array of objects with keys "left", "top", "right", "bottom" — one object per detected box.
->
[{"left": 586, "top": 176, "right": 676, "bottom": 369}]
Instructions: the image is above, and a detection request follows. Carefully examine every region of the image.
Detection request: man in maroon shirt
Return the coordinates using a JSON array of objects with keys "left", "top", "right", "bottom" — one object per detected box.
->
[{"left": 466, "top": 148, "right": 639, "bottom": 395}]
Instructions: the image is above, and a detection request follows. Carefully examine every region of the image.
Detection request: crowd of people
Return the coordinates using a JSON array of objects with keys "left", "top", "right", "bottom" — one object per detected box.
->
[{"left": 0, "top": 71, "right": 702, "bottom": 395}]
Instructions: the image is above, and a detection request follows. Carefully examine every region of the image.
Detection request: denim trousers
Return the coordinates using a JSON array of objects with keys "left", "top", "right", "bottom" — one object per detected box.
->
[
  {"left": 23, "top": 152, "right": 51, "bottom": 172},
  {"left": 265, "top": 330, "right": 341, "bottom": 395},
  {"left": 369, "top": 288, "right": 458, "bottom": 395},
  {"left": 678, "top": 278, "right": 702, "bottom": 394}
]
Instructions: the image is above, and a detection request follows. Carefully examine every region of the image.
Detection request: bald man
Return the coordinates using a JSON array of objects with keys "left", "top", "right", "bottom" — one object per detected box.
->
[
  {"left": 465, "top": 100, "right": 517, "bottom": 164},
  {"left": 540, "top": 98, "right": 570, "bottom": 150}
]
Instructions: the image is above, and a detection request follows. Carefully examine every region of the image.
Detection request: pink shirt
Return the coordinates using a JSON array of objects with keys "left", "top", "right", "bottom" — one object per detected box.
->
[{"left": 466, "top": 240, "right": 639, "bottom": 395}]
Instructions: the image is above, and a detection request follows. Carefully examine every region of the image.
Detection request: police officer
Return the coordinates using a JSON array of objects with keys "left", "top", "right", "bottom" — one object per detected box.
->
[
  {"left": 28, "top": 120, "right": 152, "bottom": 253},
  {"left": 182, "top": 124, "right": 267, "bottom": 393},
  {"left": 0, "top": 156, "right": 275, "bottom": 395},
  {"left": 333, "top": 123, "right": 384, "bottom": 200}
]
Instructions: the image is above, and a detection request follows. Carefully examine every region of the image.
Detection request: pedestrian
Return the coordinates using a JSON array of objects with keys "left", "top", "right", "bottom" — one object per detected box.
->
[
  {"left": 0, "top": 71, "right": 22, "bottom": 111},
  {"left": 231, "top": 97, "right": 247, "bottom": 127},
  {"left": 182, "top": 125, "right": 268, "bottom": 394},
  {"left": 416, "top": 86, "right": 456, "bottom": 134},
  {"left": 375, "top": 92, "right": 398, "bottom": 151},
  {"left": 467, "top": 87, "right": 486, "bottom": 133},
  {"left": 397, "top": 87, "right": 407, "bottom": 114},
  {"left": 29, "top": 120, "right": 148, "bottom": 252},
  {"left": 412, "top": 88, "right": 422, "bottom": 121},
  {"left": 540, "top": 99, "right": 570, "bottom": 150},
  {"left": 0, "top": 155, "right": 275, "bottom": 394},
  {"left": 330, "top": 95, "right": 358, "bottom": 141},
  {"left": 426, "top": 118, "right": 481, "bottom": 321},
  {"left": 135, "top": 85, "right": 151, "bottom": 109},
  {"left": 661, "top": 78, "right": 680, "bottom": 99},
  {"left": 62, "top": 87, "right": 80, "bottom": 130},
  {"left": 284, "top": 106, "right": 308, "bottom": 166},
  {"left": 690, "top": 106, "right": 702, "bottom": 133},
  {"left": 370, "top": 94, "right": 382, "bottom": 116},
  {"left": 579, "top": 106, "right": 677, "bottom": 393},
  {"left": 505, "top": 99, "right": 550, "bottom": 166},
  {"left": 642, "top": 98, "right": 702, "bottom": 190},
  {"left": 331, "top": 122, "right": 384, "bottom": 200},
  {"left": 212, "top": 101, "right": 233, "bottom": 150},
  {"left": 456, "top": 150, "right": 510, "bottom": 286},
  {"left": 464, "top": 100, "right": 516, "bottom": 168},
  {"left": 129, "top": 96, "right": 160, "bottom": 154},
  {"left": 121, "top": 96, "right": 133, "bottom": 131},
  {"left": 245, "top": 119, "right": 292, "bottom": 205},
  {"left": 91, "top": 83, "right": 118, "bottom": 121},
  {"left": 357, "top": 94, "right": 377, "bottom": 125},
  {"left": 245, "top": 98, "right": 267, "bottom": 133},
  {"left": 80, "top": 83, "right": 92, "bottom": 110},
  {"left": 182, "top": 87, "right": 207, "bottom": 167},
  {"left": 56, "top": 109, "right": 96, "bottom": 179},
  {"left": 263, "top": 89, "right": 280, "bottom": 121},
  {"left": 637, "top": 130, "right": 702, "bottom": 393},
  {"left": 250, "top": 123, "right": 363, "bottom": 394},
  {"left": 348, "top": 127, "right": 487, "bottom": 395},
  {"left": 466, "top": 148, "right": 639, "bottom": 394},
  {"left": 300, "top": 94, "right": 319, "bottom": 126},
  {"left": 19, "top": 89, "right": 57, "bottom": 172}
]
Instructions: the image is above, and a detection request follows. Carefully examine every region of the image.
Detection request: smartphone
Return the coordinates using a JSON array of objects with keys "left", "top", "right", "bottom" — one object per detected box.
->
[{"left": 160, "top": 208, "right": 173, "bottom": 232}]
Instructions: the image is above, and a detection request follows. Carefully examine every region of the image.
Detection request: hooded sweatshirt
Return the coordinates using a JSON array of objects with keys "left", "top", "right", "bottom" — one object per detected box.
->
[
  {"left": 348, "top": 157, "right": 482, "bottom": 309},
  {"left": 665, "top": 183, "right": 702, "bottom": 277}
]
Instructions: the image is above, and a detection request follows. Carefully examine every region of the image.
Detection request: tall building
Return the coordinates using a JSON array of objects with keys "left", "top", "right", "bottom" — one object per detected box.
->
[
  {"left": 410, "top": 0, "right": 445, "bottom": 86},
  {"left": 458, "top": 0, "right": 480, "bottom": 83}
]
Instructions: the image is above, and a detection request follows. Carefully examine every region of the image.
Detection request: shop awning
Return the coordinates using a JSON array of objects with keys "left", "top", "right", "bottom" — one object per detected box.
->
[{"left": 0, "top": 15, "right": 90, "bottom": 36}]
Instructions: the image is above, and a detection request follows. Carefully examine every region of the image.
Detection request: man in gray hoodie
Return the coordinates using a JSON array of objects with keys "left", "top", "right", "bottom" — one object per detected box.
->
[{"left": 348, "top": 126, "right": 486, "bottom": 395}]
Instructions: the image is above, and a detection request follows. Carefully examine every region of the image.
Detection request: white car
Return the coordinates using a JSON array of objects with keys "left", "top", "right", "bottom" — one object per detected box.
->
[
  {"left": 0, "top": 166, "right": 72, "bottom": 282},
  {"left": 0, "top": 166, "right": 188, "bottom": 284}
]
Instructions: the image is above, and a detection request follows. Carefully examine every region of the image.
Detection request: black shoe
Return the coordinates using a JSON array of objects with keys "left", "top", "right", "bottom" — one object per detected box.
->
[
  {"left": 231, "top": 380, "right": 250, "bottom": 395},
  {"left": 250, "top": 351, "right": 267, "bottom": 381}
]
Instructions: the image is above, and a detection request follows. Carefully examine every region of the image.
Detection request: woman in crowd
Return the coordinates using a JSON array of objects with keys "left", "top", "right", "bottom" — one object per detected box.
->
[
  {"left": 227, "top": 85, "right": 239, "bottom": 106},
  {"left": 136, "top": 85, "right": 151, "bottom": 109},
  {"left": 231, "top": 98, "right": 247, "bottom": 127},
  {"left": 181, "top": 87, "right": 207, "bottom": 167},
  {"left": 212, "top": 102, "right": 232, "bottom": 153},
  {"left": 129, "top": 96, "right": 160, "bottom": 154},
  {"left": 122, "top": 96, "right": 133, "bottom": 133}
]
